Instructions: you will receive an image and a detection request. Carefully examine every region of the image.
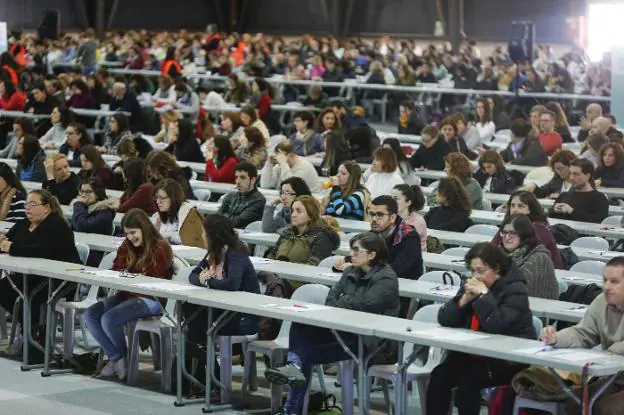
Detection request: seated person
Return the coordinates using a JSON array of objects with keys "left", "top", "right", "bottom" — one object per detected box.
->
[
  {"left": 261, "top": 141, "right": 321, "bottom": 193},
  {"left": 218, "top": 162, "right": 266, "bottom": 228},
  {"left": 118, "top": 158, "right": 157, "bottom": 215},
  {"left": 15, "top": 135, "right": 46, "bottom": 183},
  {"left": 549, "top": 159, "right": 609, "bottom": 224},
  {"left": 496, "top": 214, "right": 558, "bottom": 299},
  {"left": 77, "top": 145, "right": 114, "bottom": 188},
  {"left": 524, "top": 149, "right": 576, "bottom": 199},
  {"left": 262, "top": 177, "right": 312, "bottom": 233},
  {"left": 145, "top": 150, "right": 195, "bottom": 200},
  {"left": 323, "top": 161, "right": 370, "bottom": 221},
  {"left": 439, "top": 152, "right": 484, "bottom": 210},
  {"left": 288, "top": 110, "right": 323, "bottom": 156},
  {"left": 426, "top": 242, "right": 534, "bottom": 415},
  {"left": 43, "top": 153, "right": 80, "bottom": 205},
  {"left": 392, "top": 184, "right": 428, "bottom": 252},
  {"left": 541, "top": 256, "right": 624, "bottom": 415},
  {"left": 438, "top": 117, "right": 477, "bottom": 160},
  {"left": 151, "top": 178, "right": 206, "bottom": 248},
  {"left": 364, "top": 147, "right": 404, "bottom": 199},
  {"left": 204, "top": 135, "right": 237, "bottom": 183},
  {"left": 595, "top": 143, "right": 624, "bottom": 188},
  {"left": 538, "top": 110, "right": 563, "bottom": 156},
  {"left": 85, "top": 209, "right": 173, "bottom": 380},
  {"left": 424, "top": 177, "right": 473, "bottom": 232},
  {"left": 474, "top": 150, "right": 516, "bottom": 194},
  {"left": 409, "top": 125, "right": 452, "bottom": 171},
  {"left": 265, "top": 232, "right": 399, "bottom": 415},
  {"left": 0, "top": 162, "right": 27, "bottom": 222},
  {"left": 267, "top": 195, "right": 339, "bottom": 267},
  {"left": 166, "top": 118, "right": 205, "bottom": 164},
  {"left": 183, "top": 213, "right": 260, "bottom": 398},
  {"left": 499, "top": 119, "right": 548, "bottom": 167}
]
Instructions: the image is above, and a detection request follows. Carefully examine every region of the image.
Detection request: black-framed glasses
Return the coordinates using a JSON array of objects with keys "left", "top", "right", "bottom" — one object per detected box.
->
[
  {"left": 154, "top": 195, "right": 170, "bottom": 202},
  {"left": 79, "top": 189, "right": 94, "bottom": 196},
  {"left": 25, "top": 201, "right": 44, "bottom": 208},
  {"left": 367, "top": 211, "right": 390, "bottom": 219},
  {"left": 280, "top": 191, "right": 297, "bottom": 197},
  {"left": 499, "top": 230, "right": 518, "bottom": 238},
  {"left": 350, "top": 246, "right": 369, "bottom": 255}
]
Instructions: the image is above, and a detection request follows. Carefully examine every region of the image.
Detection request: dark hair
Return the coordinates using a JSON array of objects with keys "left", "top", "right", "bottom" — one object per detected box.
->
[
  {"left": 13, "top": 118, "right": 36, "bottom": 137},
  {"left": 549, "top": 149, "right": 577, "bottom": 176},
  {"left": 280, "top": 176, "right": 311, "bottom": 197},
  {"left": 31, "top": 81, "right": 46, "bottom": 94},
  {"left": 316, "top": 108, "right": 341, "bottom": 131},
  {"left": 570, "top": 158, "right": 595, "bottom": 176},
  {"left": 349, "top": 232, "right": 389, "bottom": 266},
  {"left": 599, "top": 142, "right": 624, "bottom": 170},
  {"left": 81, "top": 144, "right": 107, "bottom": 171},
  {"left": 322, "top": 130, "right": 349, "bottom": 170},
  {"left": 382, "top": 138, "right": 410, "bottom": 170},
  {"left": 67, "top": 122, "right": 92, "bottom": 146},
  {"left": 478, "top": 150, "right": 506, "bottom": 173},
  {"left": 243, "top": 126, "right": 266, "bottom": 153},
  {"left": 120, "top": 208, "right": 169, "bottom": 270},
  {"left": 155, "top": 178, "right": 185, "bottom": 223},
  {"left": 504, "top": 190, "right": 548, "bottom": 225},
  {"left": 240, "top": 104, "right": 257, "bottom": 123},
  {"left": 53, "top": 106, "right": 72, "bottom": 128},
  {"left": 176, "top": 118, "right": 195, "bottom": 145},
  {"left": 29, "top": 189, "right": 67, "bottom": 223},
  {"left": 510, "top": 119, "right": 532, "bottom": 138},
  {"left": 118, "top": 139, "right": 138, "bottom": 158},
  {"left": 437, "top": 177, "right": 472, "bottom": 213},
  {"left": 19, "top": 135, "right": 41, "bottom": 168},
  {"left": 465, "top": 242, "right": 512, "bottom": 276},
  {"left": 145, "top": 150, "right": 179, "bottom": 181},
  {"left": 111, "top": 113, "right": 130, "bottom": 133},
  {"left": 393, "top": 184, "right": 425, "bottom": 213},
  {"left": 373, "top": 147, "right": 397, "bottom": 173},
  {"left": 213, "top": 135, "right": 236, "bottom": 165},
  {"left": 421, "top": 125, "right": 439, "bottom": 139},
  {"left": 500, "top": 214, "right": 539, "bottom": 252},
  {"left": 371, "top": 195, "right": 398, "bottom": 215},
  {"left": 606, "top": 256, "right": 624, "bottom": 268},
  {"left": 235, "top": 161, "right": 258, "bottom": 178},
  {"left": 0, "top": 161, "right": 25, "bottom": 193},
  {"left": 202, "top": 213, "right": 248, "bottom": 264},
  {"left": 69, "top": 79, "right": 90, "bottom": 95},
  {"left": 475, "top": 98, "right": 493, "bottom": 123},
  {"left": 122, "top": 158, "right": 148, "bottom": 195},
  {"left": 81, "top": 178, "right": 107, "bottom": 201},
  {"left": 275, "top": 140, "right": 295, "bottom": 155}
]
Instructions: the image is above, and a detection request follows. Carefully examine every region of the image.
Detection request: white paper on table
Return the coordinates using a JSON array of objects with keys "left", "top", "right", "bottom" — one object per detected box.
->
[
  {"left": 587, "top": 250, "right": 621, "bottom": 258},
  {"left": 514, "top": 346, "right": 555, "bottom": 355},
  {"left": 88, "top": 270, "right": 123, "bottom": 278},
  {"left": 112, "top": 237, "right": 125, "bottom": 246},
  {"left": 547, "top": 350, "right": 613, "bottom": 362},
  {"left": 170, "top": 245, "right": 195, "bottom": 251},
  {"left": 276, "top": 304, "right": 332, "bottom": 312},
  {"left": 410, "top": 327, "right": 490, "bottom": 341},
  {"left": 250, "top": 257, "right": 272, "bottom": 264},
  {"left": 566, "top": 306, "right": 588, "bottom": 313},
  {"left": 318, "top": 272, "right": 343, "bottom": 278},
  {"left": 132, "top": 281, "right": 204, "bottom": 291},
  {"left": 430, "top": 286, "right": 458, "bottom": 297}
]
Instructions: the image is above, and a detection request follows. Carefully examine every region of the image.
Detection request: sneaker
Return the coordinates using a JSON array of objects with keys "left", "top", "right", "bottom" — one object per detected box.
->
[
  {"left": 264, "top": 363, "right": 306, "bottom": 387},
  {"left": 115, "top": 358, "right": 127, "bottom": 381},
  {"left": 99, "top": 359, "right": 116, "bottom": 377}
]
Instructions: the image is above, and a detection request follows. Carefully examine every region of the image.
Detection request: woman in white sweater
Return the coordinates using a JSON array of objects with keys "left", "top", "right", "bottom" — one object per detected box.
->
[
  {"left": 39, "top": 106, "right": 70, "bottom": 149},
  {"left": 474, "top": 98, "right": 496, "bottom": 143},
  {"left": 364, "top": 147, "right": 404, "bottom": 199}
]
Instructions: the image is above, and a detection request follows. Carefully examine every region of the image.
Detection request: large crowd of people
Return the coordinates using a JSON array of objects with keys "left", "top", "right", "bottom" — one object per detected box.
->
[{"left": 0, "top": 27, "right": 621, "bottom": 415}]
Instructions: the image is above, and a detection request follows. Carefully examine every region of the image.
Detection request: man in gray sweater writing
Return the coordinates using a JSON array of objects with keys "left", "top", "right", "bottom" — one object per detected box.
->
[{"left": 541, "top": 256, "right": 624, "bottom": 415}]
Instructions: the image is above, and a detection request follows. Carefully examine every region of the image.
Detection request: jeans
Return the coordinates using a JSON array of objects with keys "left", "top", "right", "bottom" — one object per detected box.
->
[
  {"left": 285, "top": 324, "right": 357, "bottom": 414},
  {"left": 426, "top": 352, "right": 526, "bottom": 415},
  {"left": 84, "top": 295, "right": 160, "bottom": 361},
  {"left": 82, "top": 64, "right": 97, "bottom": 76}
]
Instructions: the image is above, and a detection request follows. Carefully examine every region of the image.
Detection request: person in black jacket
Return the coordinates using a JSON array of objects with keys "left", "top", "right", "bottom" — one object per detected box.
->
[
  {"left": 398, "top": 100, "right": 425, "bottom": 135},
  {"left": 426, "top": 242, "right": 534, "bottom": 415},
  {"left": 499, "top": 119, "right": 548, "bottom": 167},
  {"left": 525, "top": 149, "right": 576, "bottom": 199},
  {"left": 474, "top": 150, "right": 516, "bottom": 194},
  {"left": 218, "top": 162, "right": 266, "bottom": 228},
  {"left": 165, "top": 118, "right": 205, "bottom": 164},
  {"left": 109, "top": 82, "right": 143, "bottom": 132},
  {"left": 42, "top": 153, "right": 80, "bottom": 205},
  {"left": 24, "top": 82, "right": 63, "bottom": 136},
  {"left": 265, "top": 232, "right": 399, "bottom": 415},
  {"left": 0, "top": 189, "right": 80, "bottom": 362},
  {"left": 424, "top": 177, "right": 473, "bottom": 232},
  {"left": 595, "top": 142, "right": 624, "bottom": 189},
  {"left": 439, "top": 117, "right": 477, "bottom": 160},
  {"left": 410, "top": 125, "right": 452, "bottom": 171},
  {"left": 59, "top": 122, "right": 93, "bottom": 168},
  {"left": 145, "top": 150, "right": 196, "bottom": 200}
]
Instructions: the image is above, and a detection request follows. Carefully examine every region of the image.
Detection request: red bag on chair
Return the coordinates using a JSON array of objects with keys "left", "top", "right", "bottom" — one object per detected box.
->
[{"left": 488, "top": 385, "right": 529, "bottom": 415}]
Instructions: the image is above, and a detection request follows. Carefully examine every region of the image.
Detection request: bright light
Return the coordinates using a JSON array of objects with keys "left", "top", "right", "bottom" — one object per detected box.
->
[{"left": 588, "top": 2, "right": 624, "bottom": 62}]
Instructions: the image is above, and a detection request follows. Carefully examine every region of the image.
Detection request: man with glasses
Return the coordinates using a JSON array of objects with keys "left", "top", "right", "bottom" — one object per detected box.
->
[
  {"left": 335, "top": 195, "right": 422, "bottom": 317},
  {"left": 538, "top": 110, "right": 563, "bottom": 156}
]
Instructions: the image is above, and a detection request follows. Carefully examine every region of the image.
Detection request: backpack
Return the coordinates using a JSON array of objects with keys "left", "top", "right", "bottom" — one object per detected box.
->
[
  {"left": 556, "top": 283, "right": 602, "bottom": 330},
  {"left": 426, "top": 235, "right": 445, "bottom": 254},
  {"left": 551, "top": 224, "right": 580, "bottom": 246},
  {"left": 511, "top": 366, "right": 583, "bottom": 402},
  {"left": 559, "top": 247, "right": 580, "bottom": 270}
]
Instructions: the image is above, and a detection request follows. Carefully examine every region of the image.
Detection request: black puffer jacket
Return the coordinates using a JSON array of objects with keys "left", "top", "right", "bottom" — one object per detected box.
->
[{"left": 438, "top": 262, "right": 535, "bottom": 340}]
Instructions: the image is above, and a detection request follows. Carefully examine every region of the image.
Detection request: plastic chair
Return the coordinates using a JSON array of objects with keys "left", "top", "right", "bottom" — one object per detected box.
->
[
  {"left": 481, "top": 198, "right": 492, "bottom": 212},
  {"left": 194, "top": 189, "right": 212, "bottom": 202},
  {"left": 601, "top": 215, "right": 623, "bottom": 228},
  {"left": 76, "top": 243, "right": 90, "bottom": 265},
  {"left": 318, "top": 255, "right": 343, "bottom": 269},
  {"left": 465, "top": 224, "right": 499, "bottom": 238},
  {"left": 54, "top": 252, "right": 117, "bottom": 358},
  {"left": 241, "top": 284, "right": 331, "bottom": 413},
  {"left": 127, "top": 265, "right": 194, "bottom": 393},
  {"left": 245, "top": 221, "right": 268, "bottom": 256},
  {"left": 345, "top": 232, "right": 359, "bottom": 242},
  {"left": 556, "top": 278, "right": 568, "bottom": 296},
  {"left": 525, "top": 166, "right": 554, "bottom": 182},
  {"left": 365, "top": 304, "right": 446, "bottom": 415},
  {"left": 570, "top": 237, "right": 609, "bottom": 251},
  {"left": 419, "top": 271, "right": 462, "bottom": 286},
  {"left": 569, "top": 260, "right": 606, "bottom": 276},
  {"left": 512, "top": 316, "right": 565, "bottom": 415},
  {"left": 441, "top": 247, "right": 470, "bottom": 258}
]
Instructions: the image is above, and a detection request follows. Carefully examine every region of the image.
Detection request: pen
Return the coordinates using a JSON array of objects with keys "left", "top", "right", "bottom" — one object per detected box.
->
[
  {"left": 293, "top": 304, "right": 307, "bottom": 308},
  {"left": 66, "top": 268, "right": 85, "bottom": 271}
]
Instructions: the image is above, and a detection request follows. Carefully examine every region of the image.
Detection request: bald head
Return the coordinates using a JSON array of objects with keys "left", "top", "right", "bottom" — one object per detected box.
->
[
  {"left": 591, "top": 116, "right": 612, "bottom": 135},
  {"left": 586, "top": 103, "right": 603, "bottom": 121}
]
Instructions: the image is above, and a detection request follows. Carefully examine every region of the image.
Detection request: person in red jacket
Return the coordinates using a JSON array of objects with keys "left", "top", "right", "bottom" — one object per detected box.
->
[
  {"left": 84, "top": 208, "right": 173, "bottom": 380},
  {"left": 117, "top": 158, "right": 157, "bottom": 215},
  {"left": 204, "top": 135, "right": 238, "bottom": 183},
  {"left": 0, "top": 79, "right": 25, "bottom": 111},
  {"left": 253, "top": 78, "right": 273, "bottom": 120},
  {"left": 538, "top": 110, "right": 563, "bottom": 156}
]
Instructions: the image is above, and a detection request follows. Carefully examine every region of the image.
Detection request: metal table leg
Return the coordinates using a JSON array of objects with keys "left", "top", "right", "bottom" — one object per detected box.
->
[
  {"left": 202, "top": 307, "right": 235, "bottom": 413},
  {"left": 174, "top": 306, "right": 205, "bottom": 407}
]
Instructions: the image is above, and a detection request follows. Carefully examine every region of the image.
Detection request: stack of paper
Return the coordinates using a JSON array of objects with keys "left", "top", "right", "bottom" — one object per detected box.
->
[{"left": 132, "top": 281, "right": 204, "bottom": 291}]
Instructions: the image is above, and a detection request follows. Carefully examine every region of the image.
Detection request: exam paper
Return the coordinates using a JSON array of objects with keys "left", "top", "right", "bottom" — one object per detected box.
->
[
  {"left": 587, "top": 250, "right": 620, "bottom": 257},
  {"left": 250, "top": 257, "right": 273, "bottom": 264},
  {"left": 430, "top": 286, "right": 458, "bottom": 297},
  {"left": 318, "top": 272, "right": 343, "bottom": 278},
  {"left": 515, "top": 347, "right": 611, "bottom": 362},
  {"left": 410, "top": 327, "right": 490, "bottom": 341},
  {"left": 90, "top": 270, "right": 123, "bottom": 278},
  {"left": 170, "top": 245, "right": 195, "bottom": 251},
  {"left": 262, "top": 303, "right": 331, "bottom": 312},
  {"left": 132, "top": 281, "right": 204, "bottom": 291}
]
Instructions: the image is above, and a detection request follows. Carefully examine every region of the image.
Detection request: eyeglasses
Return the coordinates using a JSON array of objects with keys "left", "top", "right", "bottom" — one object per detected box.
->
[
  {"left": 154, "top": 195, "right": 170, "bottom": 202},
  {"left": 367, "top": 211, "right": 390, "bottom": 219},
  {"left": 25, "top": 201, "right": 44, "bottom": 208},
  {"left": 280, "top": 191, "right": 296, "bottom": 197},
  {"left": 499, "top": 230, "right": 518, "bottom": 238},
  {"left": 79, "top": 189, "right": 94, "bottom": 196},
  {"left": 350, "top": 246, "right": 369, "bottom": 255}
]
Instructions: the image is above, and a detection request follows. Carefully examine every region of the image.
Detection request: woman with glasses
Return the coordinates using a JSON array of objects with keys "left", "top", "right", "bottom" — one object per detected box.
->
[
  {"left": 0, "top": 161, "right": 26, "bottom": 222},
  {"left": 323, "top": 161, "right": 370, "bottom": 221},
  {"left": 524, "top": 149, "right": 577, "bottom": 199},
  {"left": 0, "top": 189, "right": 81, "bottom": 362},
  {"left": 59, "top": 122, "right": 92, "bottom": 168},
  {"left": 426, "top": 242, "right": 534, "bottom": 415},
  {"left": 84, "top": 208, "right": 173, "bottom": 380},
  {"left": 262, "top": 177, "right": 312, "bottom": 233},
  {"left": 151, "top": 178, "right": 206, "bottom": 248},
  {"left": 495, "top": 214, "right": 558, "bottom": 299},
  {"left": 267, "top": 195, "right": 339, "bottom": 267},
  {"left": 265, "top": 232, "right": 399, "bottom": 415}
]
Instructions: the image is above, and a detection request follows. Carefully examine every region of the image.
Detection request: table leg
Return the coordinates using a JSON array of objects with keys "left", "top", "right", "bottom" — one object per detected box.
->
[
  {"left": 41, "top": 280, "right": 77, "bottom": 377},
  {"left": 587, "top": 374, "right": 617, "bottom": 415},
  {"left": 202, "top": 307, "right": 235, "bottom": 414},
  {"left": 394, "top": 342, "right": 404, "bottom": 415},
  {"left": 173, "top": 306, "right": 204, "bottom": 407},
  {"left": 331, "top": 330, "right": 369, "bottom": 414}
]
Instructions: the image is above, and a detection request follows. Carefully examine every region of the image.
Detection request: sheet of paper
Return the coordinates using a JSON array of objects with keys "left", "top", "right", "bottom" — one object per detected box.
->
[
  {"left": 276, "top": 304, "right": 332, "bottom": 312},
  {"left": 132, "top": 281, "right": 204, "bottom": 291},
  {"left": 514, "top": 346, "right": 555, "bottom": 355},
  {"left": 112, "top": 237, "right": 125, "bottom": 246},
  {"left": 566, "top": 306, "right": 588, "bottom": 313},
  {"left": 250, "top": 257, "right": 273, "bottom": 264},
  {"left": 514, "top": 347, "right": 611, "bottom": 362},
  {"left": 587, "top": 250, "right": 621, "bottom": 257},
  {"left": 87, "top": 270, "right": 122, "bottom": 278},
  {"left": 430, "top": 286, "right": 458, "bottom": 297},
  {"left": 170, "top": 245, "right": 196, "bottom": 251},
  {"left": 410, "top": 327, "right": 490, "bottom": 341},
  {"left": 318, "top": 272, "right": 343, "bottom": 278}
]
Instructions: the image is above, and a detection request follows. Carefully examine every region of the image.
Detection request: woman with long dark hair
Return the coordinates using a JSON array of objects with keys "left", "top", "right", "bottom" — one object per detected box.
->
[
  {"left": 0, "top": 161, "right": 26, "bottom": 221},
  {"left": 15, "top": 135, "right": 46, "bottom": 182},
  {"left": 78, "top": 144, "right": 114, "bottom": 187},
  {"left": 204, "top": 135, "right": 238, "bottom": 183},
  {"left": 165, "top": 118, "right": 204, "bottom": 163},
  {"left": 118, "top": 158, "right": 156, "bottom": 215},
  {"left": 381, "top": 137, "right": 420, "bottom": 185}
]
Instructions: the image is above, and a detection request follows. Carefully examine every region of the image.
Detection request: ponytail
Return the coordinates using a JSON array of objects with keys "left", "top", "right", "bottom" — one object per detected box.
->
[{"left": 30, "top": 189, "right": 68, "bottom": 224}]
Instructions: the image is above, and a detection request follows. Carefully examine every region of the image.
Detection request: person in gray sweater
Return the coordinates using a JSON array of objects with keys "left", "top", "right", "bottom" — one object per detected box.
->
[
  {"left": 497, "top": 214, "right": 558, "bottom": 300},
  {"left": 218, "top": 162, "right": 266, "bottom": 229},
  {"left": 261, "top": 177, "right": 311, "bottom": 233},
  {"left": 541, "top": 256, "right": 624, "bottom": 414}
]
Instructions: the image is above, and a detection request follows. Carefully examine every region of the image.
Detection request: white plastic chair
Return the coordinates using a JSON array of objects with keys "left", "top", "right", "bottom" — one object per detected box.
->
[
  {"left": 318, "top": 255, "right": 343, "bottom": 269},
  {"left": 569, "top": 260, "right": 606, "bottom": 276},
  {"left": 245, "top": 221, "right": 268, "bottom": 256},
  {"left": 241, "top": 284, "right": 331, "bottom": 413},
  {"left": 481, "top": 198, "right": 493, "bottom": 212},
  {"left": 127, "top": 264, "right": 194, "bottom": 393},
  {"left": 54, "top": 252, "right": 117, "bottom": 358},
  {"left": 570, "top": 236, "right": 609, "bottom": 251},
  {"left": 601, "top": 215, "right": 623, "bottom": 228},
  {"left": 465, "top": 224, "right": 499, "bottom": 238},
  {"left": 441, "top": 247, "right": 470, "bottom": 258},
  {"left": 76, "top": 243, "right": 90, "bottom": 265},
  {"left": 345, "top": 232, "right": 359, "bottom": 241},
  {"left": 194, "top": 189, "right": 212, "bottom": 201},
  {"left": 556, "top": 278, "right": 568, "bottom": 296},
  {"left": 366, "top": 304, "right": 446, "bottom": 415},
  {"left": 419, "top": 271, "right": 462, "bottom": 286}
]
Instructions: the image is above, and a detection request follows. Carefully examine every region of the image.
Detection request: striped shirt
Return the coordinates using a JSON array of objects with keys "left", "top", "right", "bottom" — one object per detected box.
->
[
  {"left": 6, "top": 191, "right": 26, "bottom": 222},
  {"left": 325, "top": 186, "right": 367, "bottom": 221}
]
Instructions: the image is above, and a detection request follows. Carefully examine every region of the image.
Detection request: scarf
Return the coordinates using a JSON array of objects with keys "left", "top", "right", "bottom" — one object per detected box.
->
[
  {"left": 507, "top": 244, "right": 529, "bottom": 265},
  {"left": 0, "top": 186, "right": 17, "bottom": 221},
  {"left": 206, "top": 246, "right": 229, "bottom": 280}
]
